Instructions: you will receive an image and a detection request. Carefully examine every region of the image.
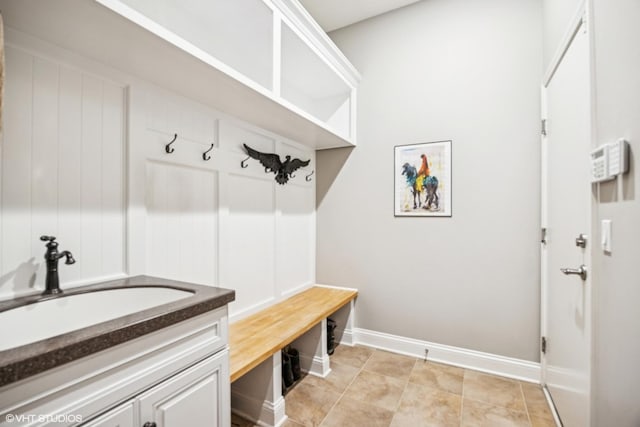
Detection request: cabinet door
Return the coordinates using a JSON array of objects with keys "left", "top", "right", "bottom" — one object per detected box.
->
[
  {"left": 82, "top": 401, "right": 135, "bottom": 427},
  {"left": 137, "top": 351, "right": 229, "bottom": 427}
]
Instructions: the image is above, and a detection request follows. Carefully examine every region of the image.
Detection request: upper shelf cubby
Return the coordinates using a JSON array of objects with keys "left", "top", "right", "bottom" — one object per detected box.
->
[
  {"left": 280, "top": 22, "right": 352, "bottom": 140},
  {"left": 119, "top": 0, "right": 274, "bottom": 91},
  {"left": 0, "top": 0, "right": 361, "bottom": 150}
]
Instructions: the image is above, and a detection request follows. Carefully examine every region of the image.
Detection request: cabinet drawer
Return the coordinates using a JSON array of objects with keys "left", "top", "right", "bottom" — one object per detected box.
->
[{"left": 82, "top": 401, "right": 134, "bottom": 427}]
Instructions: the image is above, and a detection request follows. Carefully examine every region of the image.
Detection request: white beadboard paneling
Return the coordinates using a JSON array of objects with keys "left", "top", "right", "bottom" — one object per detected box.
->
[
  {"left": 0, "top": 46, "right": 126, "bottom": 299},
  {"left": 80, "top": 75, "right": 104, "bottom": 279},
  {"left": 224, "top": 173, "right": 276, "bottom": 316},
  {"left": 58, "top": 65, "right": 84, "bottom": 284},
  {"left": 101, "top": 82, "right": 126, "bottom": 275},
  {"left": 145, "top": 161, "right": 218, "bottom": 285},
  {"left": 1, "top": 47, "right": 35, "bottom": 295},
  {"left": 31, "top": 57, "right": 60, "bottom": 287}
]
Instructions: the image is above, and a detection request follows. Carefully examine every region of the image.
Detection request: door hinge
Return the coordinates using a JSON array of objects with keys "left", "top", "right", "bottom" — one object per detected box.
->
[
  {"left": 541, "top": 227, "right": 547, "bottom": 244},
  {"left": 541, "top": 119, "right": 547, "bottom": 136},
  {"left": 541, "top": 336, "right": 547, "bottom": 354}
]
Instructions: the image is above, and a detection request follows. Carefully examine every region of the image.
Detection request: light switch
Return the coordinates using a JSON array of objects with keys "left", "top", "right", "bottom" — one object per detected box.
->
[{"left": 601, "top": 219, "right": 612, "bottom": 253}]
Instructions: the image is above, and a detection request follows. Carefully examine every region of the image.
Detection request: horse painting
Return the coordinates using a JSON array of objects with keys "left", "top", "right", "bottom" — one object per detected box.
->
[
  {"left": 395, "top": 140, "right": 451, "bottom": 217},
  {"left": 401, "top": 154, "right": 439, "bottom": 211}
]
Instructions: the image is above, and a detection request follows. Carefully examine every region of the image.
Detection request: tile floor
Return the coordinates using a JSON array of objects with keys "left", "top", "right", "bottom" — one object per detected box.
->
[{"left": 232, "top": 345, "right": 556, "bottom": 427}]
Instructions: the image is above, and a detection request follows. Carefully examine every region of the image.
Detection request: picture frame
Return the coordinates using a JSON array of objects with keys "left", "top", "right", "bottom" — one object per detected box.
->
[{"left": 394, "top": 140, "right": 452, "bottom": 217}]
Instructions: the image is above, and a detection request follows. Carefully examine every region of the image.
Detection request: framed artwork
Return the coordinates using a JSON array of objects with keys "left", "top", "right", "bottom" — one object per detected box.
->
[{"left": 394, "top": 140, "right": 452, "bottom": 217}]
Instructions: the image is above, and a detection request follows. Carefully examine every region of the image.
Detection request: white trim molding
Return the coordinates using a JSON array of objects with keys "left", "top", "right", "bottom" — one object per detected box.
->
[
  {"left": 300, "top": 354, "right": 331, "bottom": 378},
  {"left": 354, "top": 328, "right": 541, "bottom": 383},
  {"left": 231, "top": 392, "right": 287, "bottom": 427}
]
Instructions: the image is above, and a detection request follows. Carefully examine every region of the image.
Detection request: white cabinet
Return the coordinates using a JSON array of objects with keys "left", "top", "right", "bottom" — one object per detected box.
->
[{"left": 83, "top": 351, "right": 229, "bottom": 427}]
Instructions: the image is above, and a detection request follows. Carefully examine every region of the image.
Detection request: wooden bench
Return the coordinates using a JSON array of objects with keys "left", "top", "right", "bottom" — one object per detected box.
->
[{"left": 229, "top": 286, "right": 358, "bottom": 383}]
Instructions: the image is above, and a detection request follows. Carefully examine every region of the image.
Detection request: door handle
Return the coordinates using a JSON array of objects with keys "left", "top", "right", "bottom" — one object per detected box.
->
[{"left": 560, "top": 265, "right": 587, "bottom": 280}]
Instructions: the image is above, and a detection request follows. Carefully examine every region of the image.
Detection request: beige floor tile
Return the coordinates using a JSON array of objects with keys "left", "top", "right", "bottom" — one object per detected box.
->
[
  {"left": 530, "top": 415, "right": 557, "bottom": 427},
  {"left": 343, "top": 369, "right": 407, "bottom": 411},
  {"left": 286, "top": 382, "right": 342, "bottom": 426},
  {"left": 363, "top": 349, "right": 417, "bottom": 381},
  {"left": 300, "top": 361, "right": 361, "bottom": 393},
  {"left": 521, "top": 382, "right": 554, "bottom": 421},
  {"left": 320, "top": 396, "right": 394, "bottom": 427},
  {"left": 390, "top": 382, "right": 461, "bottom": 427},
  {"left": 461, "top": 399, "right": 530, "bottom": 427},
  {"left": 410, "top": 361, "right": 465, "bottom": 395},
  {"left": 463, "top": 370, "right": 526, "bottom": 412},
  {"left": 284, "top": 419, "right": 307, "bottom": 427},
  {"left": 330, "top": 345, "right": 374, "bottom": 368}
]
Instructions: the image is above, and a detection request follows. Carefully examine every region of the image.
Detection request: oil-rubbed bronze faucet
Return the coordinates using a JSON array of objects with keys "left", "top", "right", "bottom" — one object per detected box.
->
[{"left": 40, "top": 236, "right": 75, "bottom": 295}]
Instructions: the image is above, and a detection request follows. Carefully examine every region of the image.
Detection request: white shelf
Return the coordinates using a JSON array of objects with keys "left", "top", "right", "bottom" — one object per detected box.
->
[
  {"left": 118, "top": 0, "right": 274, "bottom": 91},
  {"left": 0, "top": 0, "right": 360, "bottom": 150},
  {"left": 281, "top": 22, "right": 352, "bottom": 139}
]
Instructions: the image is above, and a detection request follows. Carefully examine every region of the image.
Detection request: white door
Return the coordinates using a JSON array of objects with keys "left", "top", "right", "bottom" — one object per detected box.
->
[{"left": 541, "top": 15, "right": 592, "bottom": 427}]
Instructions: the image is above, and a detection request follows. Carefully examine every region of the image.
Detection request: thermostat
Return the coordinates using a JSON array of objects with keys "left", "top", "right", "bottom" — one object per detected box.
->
[{"left": 590, "top": 139, "right": 629, "bottom": 183}]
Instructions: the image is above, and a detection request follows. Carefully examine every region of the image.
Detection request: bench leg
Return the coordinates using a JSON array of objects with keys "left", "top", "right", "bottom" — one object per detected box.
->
[
  {"left": 231, "top": 353, "right": 287, "bottom": 426},
  {"left": 291, "top": 320, "right": 331, "bottom": 378},
  {"left": 332, "top": 299, "right": 356, "bottom": 346}
]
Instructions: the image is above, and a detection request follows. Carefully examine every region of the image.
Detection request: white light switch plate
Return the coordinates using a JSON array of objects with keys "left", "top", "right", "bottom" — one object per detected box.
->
[{"left": 601, "top": 219, "right": 612, "bottom": 253}]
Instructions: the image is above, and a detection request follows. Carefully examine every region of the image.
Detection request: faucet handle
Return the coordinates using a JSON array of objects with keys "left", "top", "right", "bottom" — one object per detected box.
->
[
  {"left": 40, "top": 235, "right": 57, "bottom": 242},
  {"left": 64, "top": 252, "right": 76, "bottom": 265}
]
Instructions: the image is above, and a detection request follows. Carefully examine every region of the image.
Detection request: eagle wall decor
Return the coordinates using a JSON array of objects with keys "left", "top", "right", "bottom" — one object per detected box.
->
[{"left": 243, "top": 143, "right": 310, "bottom": 185}]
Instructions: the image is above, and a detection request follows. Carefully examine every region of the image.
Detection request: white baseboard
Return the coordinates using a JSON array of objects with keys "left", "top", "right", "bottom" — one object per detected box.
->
[
  {"left": 231, "top": 391, "right": 287, "bottom": 427},
  {"left": 354, "top": 328, "right": 541, "bottom": 383},
  {"left": 337, "top": 327, "right": 355, "bottom": 346},
  {"left": 300, "top": 354, "right": 331, "bottom": 378}
]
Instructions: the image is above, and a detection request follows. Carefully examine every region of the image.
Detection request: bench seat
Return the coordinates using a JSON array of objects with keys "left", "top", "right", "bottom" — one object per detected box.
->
[{"left": 229, "top": 286, "right": 357, "bottom": 382}]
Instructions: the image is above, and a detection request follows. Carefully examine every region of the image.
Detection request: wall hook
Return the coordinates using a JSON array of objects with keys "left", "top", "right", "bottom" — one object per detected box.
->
[
  {"left": 305, "top": 170, "right": 315, "bottom": 182},
  {"left": 203, "top": 143, "right": 214, "bottom": 161},
  {"left": 165, "top": 133, "right": 178, "bottom": 154},
  {"left": 241, "top": 156, "right": 250, "bottom": 168}
]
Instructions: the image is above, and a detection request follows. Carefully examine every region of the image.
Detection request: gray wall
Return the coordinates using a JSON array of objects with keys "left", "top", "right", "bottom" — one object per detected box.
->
[
  {"left": 542, "top": 0, "right": 640, "bottom": 424},
  {"left": 317, "top": 0, "right": 543, "bottom": 361}
]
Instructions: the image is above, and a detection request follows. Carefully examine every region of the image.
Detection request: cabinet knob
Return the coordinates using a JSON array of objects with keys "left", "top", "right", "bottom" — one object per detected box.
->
[{"left": 143, "top": 423, "right": 156, "bottom": 427}]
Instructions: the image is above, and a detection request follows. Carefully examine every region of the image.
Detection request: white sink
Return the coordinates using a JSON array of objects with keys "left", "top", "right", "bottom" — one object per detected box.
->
[{"left": 0, "top": 287, "right": 193, "bottom": 351}]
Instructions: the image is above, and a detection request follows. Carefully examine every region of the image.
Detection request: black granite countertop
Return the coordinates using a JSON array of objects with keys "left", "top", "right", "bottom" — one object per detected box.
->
[{"left": 0, "top": 275, "right": 235, "bottom": 387}]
